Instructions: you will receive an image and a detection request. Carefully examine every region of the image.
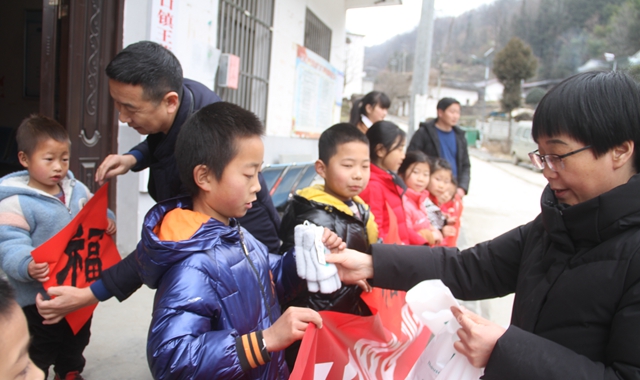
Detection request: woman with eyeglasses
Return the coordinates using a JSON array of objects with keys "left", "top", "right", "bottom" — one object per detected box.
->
[{"left": 324, "top": 71, "right": 640, "bottom": 379}]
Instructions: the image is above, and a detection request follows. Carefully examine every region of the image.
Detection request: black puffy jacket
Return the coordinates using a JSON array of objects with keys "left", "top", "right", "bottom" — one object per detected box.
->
[
  {"left": 279, "top": 186, "right": 378, "bottom": 314},
  {"left": 371, "top": 173, "right": 640, "bottom": 379}
]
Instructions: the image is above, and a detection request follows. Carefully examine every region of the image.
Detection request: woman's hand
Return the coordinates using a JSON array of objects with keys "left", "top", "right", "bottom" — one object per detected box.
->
[
  {"left": 451, "top": 306, "right": 506, "bottom": 368},
  {"left": 324, "top": 249, "right": 373, "bottom": 284}
]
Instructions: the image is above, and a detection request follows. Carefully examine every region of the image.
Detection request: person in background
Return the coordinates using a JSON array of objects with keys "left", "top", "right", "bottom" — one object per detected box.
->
[
  {"left": 360, "top": 121, "right": 427, "bottom": 246},
  {"left": 326, "top": 71, "right": 640, "bottom": 379},
  {"left": 0, "top": 277, "right": 45, "bottom": 380},
  {"left": 349, "top": 91, "right": 391, "bottom": 134},
  {"left": 278, "top": 123, "right": 377, "bottom": 369},
  {"left": 408, "top": 97, "right": 470, "bottom": 198},
  {"left": 0, "top": 115, "right": 116, "bottom": 380},
  {"left": 398, "top": 151, "right": 442, "bottom": 246},
  {"left": 36, "top": 40, "right": 281, "bottom": 324}
]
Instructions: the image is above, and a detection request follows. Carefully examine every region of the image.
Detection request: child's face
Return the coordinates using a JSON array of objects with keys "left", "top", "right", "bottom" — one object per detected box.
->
[
  {"left": 378, "top": 137, "right": 405, "bottom": 173},
  {"left": 438, "top": 182, "right": 457, "bottom": 204},
  {"left": 0, "top": 304, "right": 45, "bottom": 380},
  {"left": 194, "top": 136, "right": 263, "bottom": 224},
  {"left": 18, "top": 138, "right": 70, "bottom": 195},
  {"left": 317, "top": 141, "right": 370, "bottom": 201},
  {"left": 427, "top": 168, "right": 453, "bottom": 199},
  {"left": 403, "top": 162, "right": 431, "bottom": 193}
]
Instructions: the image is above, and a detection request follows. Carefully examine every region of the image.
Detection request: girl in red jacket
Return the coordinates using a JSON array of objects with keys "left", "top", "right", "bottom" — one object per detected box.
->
[
  {"left": 398, "top": 151, "right": 444, "bottom": 246},
  {"left": 360, "top": 121, "right": 428, "bottom": 245},
  {"left": 426, "top": 158, "right": 463, "bottom": 247}
]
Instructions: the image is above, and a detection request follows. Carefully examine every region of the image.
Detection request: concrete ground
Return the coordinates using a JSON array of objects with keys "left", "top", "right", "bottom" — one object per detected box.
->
[{"left": 47, "top": 148, "right": 547, "bottom": 379}]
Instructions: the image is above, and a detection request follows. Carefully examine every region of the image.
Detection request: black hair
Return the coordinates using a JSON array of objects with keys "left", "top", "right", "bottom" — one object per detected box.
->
[
  {"left": 532, "top": 71, "right": 640, "bottom": 171},
  {"left": 318, "top": 123, "right": 369, "bottom": 164},
  {"left": 175, "top": 102, "right": 264, "bottom": 196},
  {"left": 0, "top": 277, "right": 16, "bottom": 320},
  {"left": 436, "top": 97, "right": 461, "bottom": 112},
  {"left": 349, "top": 91, "right": 391, "bottom": 125},
  {"left": 16, "top": 114, "right": 70, "bottom": 155},
  {"left": 106, "top": 41, "right": 184, "bottom": 103},
  {"left": 366, "top": 120, "right": 406, "bottom": 163},
  {"left": 431, "top": 157, "right": 453, "bottom": 174},
  {"left": 398, "top": 150, "right": 432, "bottom": 178}
]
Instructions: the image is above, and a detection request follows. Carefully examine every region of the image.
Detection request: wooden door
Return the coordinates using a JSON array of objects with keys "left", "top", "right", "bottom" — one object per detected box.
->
[{"left": 40, "top": 0, "right": 124, "bottom": 204}]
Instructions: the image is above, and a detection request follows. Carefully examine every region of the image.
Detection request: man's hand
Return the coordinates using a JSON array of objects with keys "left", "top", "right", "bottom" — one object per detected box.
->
[
  {"left": 324, "top": 249, "right": 373, "bottom": 284},
  {"left": 262, "top": 307, "right": 322, "bottom": 352},
  {"left": 451, "top": 306, "right": 506, "bottom": 368},
  {"left": 321, "top": 227, "right": 346, "bottom": 253},
  {"left": 28, "top": 260, "right": 50, "bottom": 282},
  {"left": 35, "top": 286, "right": 99, "bottom": 325},
  {"left": 106, "top": 219, "right": 117, "bottom": 235},
  {"left": 95, "top": 154, "right": 137, "bottom": 185},
  {"left": 456, "top": 187, "right": 466, "bottom": 198}
]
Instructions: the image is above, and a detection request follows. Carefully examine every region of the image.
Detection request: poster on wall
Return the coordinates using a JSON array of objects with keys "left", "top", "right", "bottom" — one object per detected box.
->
[
  {"left": 150, "top": 0, "right": 178, "bottom": 50},
  {"left": 292, "top": 45, "right": 344, "bottom": 139}
]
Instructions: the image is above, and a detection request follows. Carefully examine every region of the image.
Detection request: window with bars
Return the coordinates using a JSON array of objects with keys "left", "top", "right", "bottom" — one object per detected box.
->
[
  {"left": 304, "top": 8, "right": 332, "bottom": 62},
  {"left": 216, "top": 0, "right": 274, "bottom": 123}
]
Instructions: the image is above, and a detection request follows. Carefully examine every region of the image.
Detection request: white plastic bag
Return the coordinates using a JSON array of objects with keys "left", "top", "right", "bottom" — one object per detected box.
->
[{"left": 405, "top": 280, "right": 484, "bottom": 380}]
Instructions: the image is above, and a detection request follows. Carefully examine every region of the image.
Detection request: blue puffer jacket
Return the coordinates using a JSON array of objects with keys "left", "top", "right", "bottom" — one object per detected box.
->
[{"left": 136, "top": 197, "right": 300, "bottom": 380}]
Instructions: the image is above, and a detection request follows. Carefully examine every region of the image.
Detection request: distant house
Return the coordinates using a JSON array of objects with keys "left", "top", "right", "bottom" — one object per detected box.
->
[{"left": 577, "top": 59, "right": 610, "bottom": 73}]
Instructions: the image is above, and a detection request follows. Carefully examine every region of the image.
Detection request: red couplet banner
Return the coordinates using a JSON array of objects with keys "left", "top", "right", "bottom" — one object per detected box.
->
[
  {"left": 31, "top": 184, "right": 121, "bottom": 334},
  {"left": 290, "top": 288, "right": 432, "bottom": 380}
]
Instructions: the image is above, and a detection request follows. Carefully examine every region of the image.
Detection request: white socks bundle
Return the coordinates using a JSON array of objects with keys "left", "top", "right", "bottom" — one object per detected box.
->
[{"left": 294, "top": 222, "right": 341, "bottom": 294}]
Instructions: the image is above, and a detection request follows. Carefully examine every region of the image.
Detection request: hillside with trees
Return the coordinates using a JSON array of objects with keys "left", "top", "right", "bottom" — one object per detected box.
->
[{"left": 364, "top": 0, "right": 640, "bottom": 83}]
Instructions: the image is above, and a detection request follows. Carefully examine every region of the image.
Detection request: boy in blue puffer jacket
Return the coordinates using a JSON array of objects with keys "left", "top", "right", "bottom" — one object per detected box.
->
[
  {"left": 135, "top": 102, "right": 341, "bottom": 380},
  {"left": 0, "top": 115, "right": 116, "bottom": 380}
]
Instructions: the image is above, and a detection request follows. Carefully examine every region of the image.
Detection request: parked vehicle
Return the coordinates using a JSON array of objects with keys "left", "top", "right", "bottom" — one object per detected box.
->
[
  {"left": 510, "top": 125, "right": 540, "bottom": 171},
  {"left": 262, "top": 162, "right": 319, "bottom": 213}
]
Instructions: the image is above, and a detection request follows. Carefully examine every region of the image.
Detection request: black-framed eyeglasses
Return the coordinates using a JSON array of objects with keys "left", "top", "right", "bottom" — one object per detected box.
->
[{"left": 528, "top": 145, "right": 592, "bottom": 172}]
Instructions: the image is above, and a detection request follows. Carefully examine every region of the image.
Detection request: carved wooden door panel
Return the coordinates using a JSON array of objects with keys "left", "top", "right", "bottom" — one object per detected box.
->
[{"left": 40, "top": 0, "right": 124, "bottom": 201}]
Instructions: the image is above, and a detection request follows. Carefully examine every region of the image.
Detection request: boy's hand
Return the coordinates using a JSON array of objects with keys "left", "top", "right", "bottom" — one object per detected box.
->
[
  {"left": 324, "top": 249, "right": 373, "bottom": 284},
  {"left": 443, "top": 225, "right": 457, "bottom": 237},
  {"left": 321, "top": 228, "right": 346, "bottom": 253},
  {"left": 28, "top": 260, "right": 50, "bottom": 282},
  {"left": 262, "top": 307, "right": 322, "bottom": 352},
  {"left": 106, "top": 219, "right": 117, "bottom": 235},
  {"left": 35, "top": 286, "right": 99, "bottom": 324}
]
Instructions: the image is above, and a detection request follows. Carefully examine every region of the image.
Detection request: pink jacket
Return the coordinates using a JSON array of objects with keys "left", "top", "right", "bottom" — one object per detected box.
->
[{"left": 403, "top": 188, "right": 433, "bottom": 233}]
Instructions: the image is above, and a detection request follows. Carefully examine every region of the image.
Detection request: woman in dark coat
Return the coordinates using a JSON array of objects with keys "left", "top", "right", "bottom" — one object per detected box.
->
[{"left": 326, "top": 71, "right": 640, "bottom": 379}]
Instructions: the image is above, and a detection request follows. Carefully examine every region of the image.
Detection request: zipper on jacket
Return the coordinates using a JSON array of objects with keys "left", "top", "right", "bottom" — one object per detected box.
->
[{"left": 238, "top": 225, "right": 275, "bottom": 324}]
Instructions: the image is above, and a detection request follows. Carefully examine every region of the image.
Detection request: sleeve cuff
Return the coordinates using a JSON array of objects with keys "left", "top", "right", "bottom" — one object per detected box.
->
[
  {"left": 126, "top": 151, "right": 144, "bottom": 172},
  {"left": 235, "top": 330, "right": 271, "bottom": 371},
  {"left": 90, "top": 279, "right": 113, "bottom": 302}
]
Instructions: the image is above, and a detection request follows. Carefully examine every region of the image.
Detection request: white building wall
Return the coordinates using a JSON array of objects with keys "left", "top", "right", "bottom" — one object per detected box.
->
[
  {"left": 343, "top": 33, "right": 365, "bottom": 98},
  {"left": 264, "top": 0, "right": 347, "bottom": 164}
]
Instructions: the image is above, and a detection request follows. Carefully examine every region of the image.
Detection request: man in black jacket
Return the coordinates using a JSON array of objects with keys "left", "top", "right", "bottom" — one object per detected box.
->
[
  {"left": 36, "top": 41, "right": 281, "bottom": 319},
  {"left": 407, "top": 97, "right": 470, "bottom": 197}
]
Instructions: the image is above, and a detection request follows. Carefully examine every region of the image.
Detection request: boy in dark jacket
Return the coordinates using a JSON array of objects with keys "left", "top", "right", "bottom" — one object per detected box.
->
[
  {"left": 279, "top": 123, "right": 378, "bottom": 368},
  {"left": 135, "top": 102, "right": 345, "bottom": 380}
]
